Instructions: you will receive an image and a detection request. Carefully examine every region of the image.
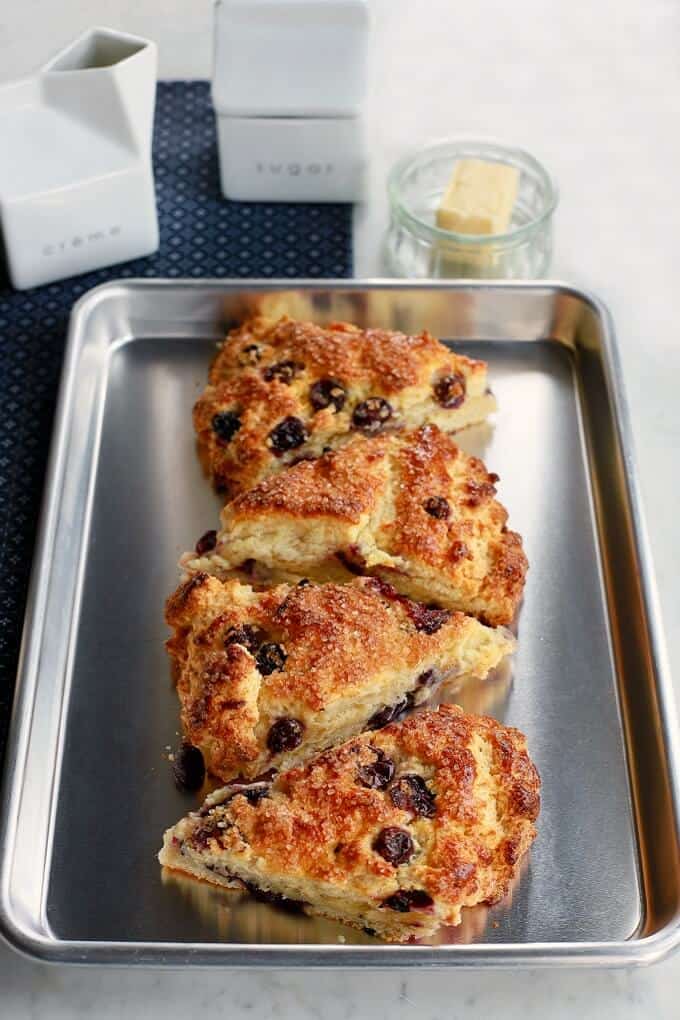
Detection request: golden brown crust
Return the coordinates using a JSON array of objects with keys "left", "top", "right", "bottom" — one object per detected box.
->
[
  {"left": 382, "top": 424, "right": 528, "bottom": 625},
  {"left": 159, "top": 705, "right": 540, "bottom": 942},
  {"left": 165, "top": 574, "right": 514, "bottom": 782},
  {"left": 197, "top": 425, "right": 527, "bottom": 626},
  {"left": 230, "top": 434, "right": 389, "bottom": 522},
  {"left": 194, "top": 316, "right": 493, "bottom": 497}
]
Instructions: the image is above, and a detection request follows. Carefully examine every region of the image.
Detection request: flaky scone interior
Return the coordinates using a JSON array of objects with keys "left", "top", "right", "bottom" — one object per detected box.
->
[
  {"left": 185, "top": 424, "right": 527, "bottom": 627},
  {"left": 194, "top": 316, "right": 496, "bottom": 497},
  {"left": 166, "top": 573, "right": 515, "bottom": 783},
  {"left": 159, "top": 705, "right": 540, "bottom": 943}
]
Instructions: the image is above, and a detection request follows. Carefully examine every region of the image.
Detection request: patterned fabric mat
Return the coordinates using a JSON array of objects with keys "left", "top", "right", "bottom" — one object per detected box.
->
[{"left": 0, "top": 80, "right": 353, "bottom": 770}]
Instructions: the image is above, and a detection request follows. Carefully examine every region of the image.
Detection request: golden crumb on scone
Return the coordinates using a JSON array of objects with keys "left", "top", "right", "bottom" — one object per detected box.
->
[
  {"left": 159, "top": 705, "right": 540, "bottom": 942},
  {"left": 165, "top": 574, "right": 514, "bottom": 783},
  {"left": 186, "top": 424, "right": 527, "bottom": 627},
  {"left": 193, "top": 316, "right": 495, "bottom": 497}
]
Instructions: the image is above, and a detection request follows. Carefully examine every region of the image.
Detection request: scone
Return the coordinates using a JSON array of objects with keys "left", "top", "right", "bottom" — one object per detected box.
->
[
  {"left": 159, "top": 705, "right": 540, "bottom": 942},
  {"left": 194, "top": 316, "right": 496, "bottom": 496},
  {"left": 166, "top": 573, "right": 514, "bottom": 782},
  {"left": 187, "top": 424, "right": 527, "bottom": 627}
]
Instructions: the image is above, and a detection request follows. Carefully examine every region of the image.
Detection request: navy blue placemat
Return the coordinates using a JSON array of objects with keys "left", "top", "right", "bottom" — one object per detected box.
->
[{"left": 0, "top": 80, "right": 353, "bottom": 770}]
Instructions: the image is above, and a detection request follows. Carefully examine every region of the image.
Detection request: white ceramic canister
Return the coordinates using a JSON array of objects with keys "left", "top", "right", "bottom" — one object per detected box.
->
[{"left": 212, "top": 0, "right": 368, "bottom": 202}]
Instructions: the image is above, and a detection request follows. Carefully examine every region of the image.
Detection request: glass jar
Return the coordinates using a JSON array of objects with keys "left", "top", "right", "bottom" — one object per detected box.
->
[{"left": 384, "top": 139, "right": 558, "bottom": 279}]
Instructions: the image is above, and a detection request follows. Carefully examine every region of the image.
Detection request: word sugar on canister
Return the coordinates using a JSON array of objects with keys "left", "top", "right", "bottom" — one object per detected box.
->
[{"left": 212, "top": 0, "right": 368, "bottom": 202}]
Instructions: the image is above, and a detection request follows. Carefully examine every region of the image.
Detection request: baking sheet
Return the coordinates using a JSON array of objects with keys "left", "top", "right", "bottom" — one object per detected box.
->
[{"left": 1, "top": 280, "right": 678, "bottom": 966}]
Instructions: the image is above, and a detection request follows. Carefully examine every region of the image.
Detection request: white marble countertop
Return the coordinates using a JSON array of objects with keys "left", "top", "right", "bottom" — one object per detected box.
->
[{"left": 2, "top": 0, "right": 680, "bottom": 1015}]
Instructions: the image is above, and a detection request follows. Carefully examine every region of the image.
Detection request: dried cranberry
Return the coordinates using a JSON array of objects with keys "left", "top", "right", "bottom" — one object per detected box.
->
[
  {"left": 450, "top": 540, "right": 469, "bottom": 563},
  {"left": 242, "top": 785, "right": 270, "bottom": 805},
  {"left": 389, "top": 774, "right": 436, "bottom": 818},
  {"left": 172, "top": 743, "right": 205, "bottom": 792},
  {"left": 373, "top": 826, "right": 414, "bottom": 866},
  {"left": 195, "top": 529, "right": 217, "bottom": 555},
  {"left": 288, "top": 453, "right": 318, "bottom": 466},
  {"left": 433, "top": 373, "right": 466, "bottom": 409},
  {"left": 416, "top": 667, "right": 440, "bottom": 688},
  {"left": 465, "top": 479, "right": 496, "bottom": 507},
  {"left": 382, "top": 889, "right": 434, "bottom": 912},
  {"left": 243, "top": 881, "right": 305, "bottom": 913},
  {"left": 335, "top": 549, "right": 366, "bottom": 575},
  {"left": 256, "top": 642, "right": 287, "bottom": 675},
  {"left": 351, "top": 397, "right": 393, "bottom": 433},
  {"left": 366, "top": 698, "right": 408, "bottom": 731},
  {"left": 212, "top": 781, "right": 270, "bottom": 810},
  {"left": 263, "top": 360, "right": 303, "bottom": 384},
  {"left": 364, "top": 576, "right": 399, "bottom": 601},
  {"left": 268, "top": 416, "right": 309, "bottom": 453},
  {"left": 310, "top": 377, "right": 347, "bottom": 413},
  {"left": 190, "top": 815, "right": 227, "bottom": 849},
  {"left": 238, "top": 343, "right": 262, "bottom": 366},
  {"left": 212, "top": 410, "right": 241, "bottom": 442},
  {"left": 423, "top": 496, "right": 450, "bottom": 520},
  {"left": 224, "top": 624, "right": 262, "bottom": 654},
  {"left": 356, "top": 749, "right": 395, "bottom": 789},
  {"left": 406, "top": 603, "right": 452, "bottom": 634},
  {"left": 267, "top": 717, "right": 304, "bottom": 754}
]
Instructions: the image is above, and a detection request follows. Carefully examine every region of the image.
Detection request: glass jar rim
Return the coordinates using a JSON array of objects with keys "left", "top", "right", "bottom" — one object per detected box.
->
[{"left": 387, "top": 137, "right": 559, "bottom": 247}]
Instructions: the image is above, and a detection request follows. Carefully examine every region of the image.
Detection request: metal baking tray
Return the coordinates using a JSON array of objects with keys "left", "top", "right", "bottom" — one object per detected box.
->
[{"left": 1, "top": 280, "right": 679, "bottom": 967}]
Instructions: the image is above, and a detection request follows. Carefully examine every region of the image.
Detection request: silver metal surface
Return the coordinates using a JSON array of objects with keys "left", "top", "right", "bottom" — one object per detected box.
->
[{"left": 1, "top": 280, "right": 678, "bottom": 967}]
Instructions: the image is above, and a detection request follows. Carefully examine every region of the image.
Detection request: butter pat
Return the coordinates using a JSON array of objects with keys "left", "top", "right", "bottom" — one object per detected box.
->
[{"left": 436, "top": 159, "right": 519, "bottom": 235}]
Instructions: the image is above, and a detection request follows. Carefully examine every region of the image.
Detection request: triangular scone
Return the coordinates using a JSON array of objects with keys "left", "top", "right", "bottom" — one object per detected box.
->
[
  {"left": 187, "top": 424, "right": 527, "bottom": 627},
  {"left": 159, "top": 705, "right": 540, "bottom": 943},
  {"left": 165, "top": 574, "right": 514, "bottom": 783},
  {"left": 194, "top": 316, "right": 496, "bottom": 497}
]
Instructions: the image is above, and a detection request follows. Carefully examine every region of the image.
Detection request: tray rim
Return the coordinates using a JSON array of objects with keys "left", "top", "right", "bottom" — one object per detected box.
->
[{"left": 1, "top": 276, "right": 679, "bottom": 968}]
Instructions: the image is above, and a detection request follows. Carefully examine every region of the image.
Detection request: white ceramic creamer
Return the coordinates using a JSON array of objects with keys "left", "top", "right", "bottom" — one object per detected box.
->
[{"left": 0, "top": 27, "right": 159, "bottom": 290}]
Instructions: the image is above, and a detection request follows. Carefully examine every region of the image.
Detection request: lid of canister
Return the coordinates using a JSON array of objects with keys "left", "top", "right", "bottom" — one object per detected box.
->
[{"left": 211, "top": 0, "right": 368, "bottom": 118}]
